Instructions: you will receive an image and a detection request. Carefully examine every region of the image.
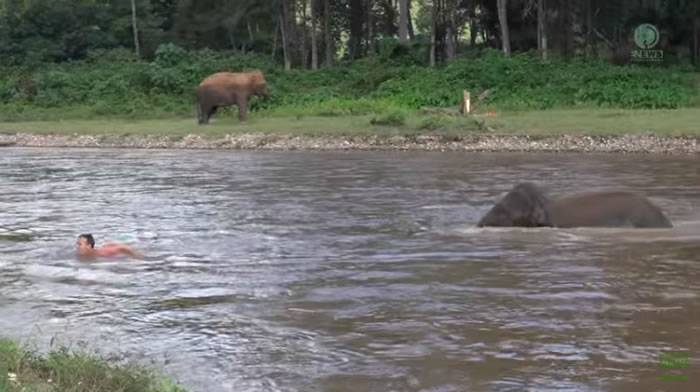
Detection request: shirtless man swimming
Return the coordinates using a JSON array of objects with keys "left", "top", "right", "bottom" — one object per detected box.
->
[{"left": 76, "top": 233, "right": 143, "bottom": 259}]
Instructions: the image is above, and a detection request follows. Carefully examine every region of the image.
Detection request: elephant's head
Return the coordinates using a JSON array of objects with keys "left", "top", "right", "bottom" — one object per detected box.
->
[
  {"left": 249, "top": 70, "right": 269, "bottom": 98},
  {"left": 477, "top": 182, "right": 553, "bottom": 227}
]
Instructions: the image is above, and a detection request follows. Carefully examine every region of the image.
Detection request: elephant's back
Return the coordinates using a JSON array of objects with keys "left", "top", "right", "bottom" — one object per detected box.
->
[
  {"left": 549, "top": 191, "right": 671, "bottom": 228},
  {"left": 199, "top": 71, "right": 266, "bottom": 88}
]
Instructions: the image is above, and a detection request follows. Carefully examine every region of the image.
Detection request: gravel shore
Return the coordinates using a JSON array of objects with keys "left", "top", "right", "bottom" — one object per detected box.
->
[{"left": 1, "top": 133, "right": 699, "bottom": 154}]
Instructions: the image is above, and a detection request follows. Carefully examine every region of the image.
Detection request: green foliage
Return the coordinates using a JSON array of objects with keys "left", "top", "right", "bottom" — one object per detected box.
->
[
  {"left": 370, "top": 110, "right": 407, "bottom": 126},
  {"left": 0, "top": 46, "right": 696, "bottom": 120},
  {"left": 374, "top": 50, "right": 696, "bottom": 110},
  {"left": 0, "top": 337, "right": 186, "bottom": 392},
  {"left": 154, "top": 43, "right": 189, "bottom": 67},
  {"left": 414, "top": 114, "right": 485, "bottom": 132},
  {"left": 417, "top": 114, "right": 451, "bottom": 130},
  {"left": 86, "top": 47, "right": 141, "bottom": 64}
]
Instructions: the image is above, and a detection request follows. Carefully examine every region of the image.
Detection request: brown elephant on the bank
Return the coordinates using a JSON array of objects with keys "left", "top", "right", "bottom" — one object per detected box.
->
[
  {"left": 476, "top": 182, "right": 673, "bottom": 228},
  {"left": 196, "top": 70, "right": 269, "bottom": 124}
]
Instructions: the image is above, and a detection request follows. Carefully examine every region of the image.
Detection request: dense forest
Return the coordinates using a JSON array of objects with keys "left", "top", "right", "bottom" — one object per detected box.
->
[
  {"left": 1, "top": 0, "right": 699, "bottom": 66},
  {"left": 0, "top": 0, "right": 698, "bottom": 120}
]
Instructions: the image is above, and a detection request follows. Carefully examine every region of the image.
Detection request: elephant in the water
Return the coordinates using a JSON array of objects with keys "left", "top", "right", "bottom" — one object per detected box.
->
[{"left": 477, "top": 182, "right": 672, "bottom": 228}]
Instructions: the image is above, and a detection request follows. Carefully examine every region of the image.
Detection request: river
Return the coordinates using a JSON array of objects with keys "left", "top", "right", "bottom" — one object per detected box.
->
[{"left": 1, "top": 147, "right": 698, "bottom": 391}]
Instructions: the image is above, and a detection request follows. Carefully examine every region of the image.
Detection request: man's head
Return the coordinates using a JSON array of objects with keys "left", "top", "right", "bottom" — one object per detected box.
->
[{"left": 77, "top": 234, "right": 95, "bottom": 250}]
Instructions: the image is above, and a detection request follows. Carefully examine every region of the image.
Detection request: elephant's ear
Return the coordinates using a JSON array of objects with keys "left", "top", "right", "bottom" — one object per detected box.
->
[
  {"left": 508, "top": 182, "right": 551, "bottom": 227},
  {"left": 529, "top": 200, "right": 552, "bottom": 226},
  {"left": 527, "top": 188, "right": 553, "bottom": 227}
]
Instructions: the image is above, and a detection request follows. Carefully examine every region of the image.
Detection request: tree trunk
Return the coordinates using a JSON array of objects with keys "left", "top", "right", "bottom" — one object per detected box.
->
[
  {"left": 311, "top": 0, "right": 318, "bottom": 69},
  {"left": 445, "top": 24, "right": 455, "bottom": 60},
  {"left": 228, "top": 30, "right": 236, "bottom": 51},
  {"left": 407, "top": 0, "right": 415, "bottom": 40},
  {"left": 431, "top": 0, "right": 446, "bottom": 64},
  {"left": 367, "top": 0, "right": 373, "bottom": 56},
  {"left": 289, "top": 0, "right": 298, "bottom": 65},
  {"left": 537, "top": 0, "right": 547, "bottom": 59},
  {"left": 131, "top": 0, "right": 140, "bottom": 58},
  {"left": 324, "top": 0, "right": 333, "bottom": 66},
  {"left": 694, "top": 14, "right": 699, "bottom": 66},
  {"left": 280, "top": 12, "right": 291, "bottom": 70},
  {"left": 272, "top": 18, "right": 279, "bottom": 59},
  {"left": 561, "top": 0, "right": 571, "bottom": 58},
  {"left": 585, "top": 0, "right": 592, "bottom": 56},
  {"left": 430, "top": 1, "right": 437, "bottom": 66},
  {"left": 497, "top": 0, "right": 510, "bottom": 55},
  {"left": 398, "top": 0, "right": 409, "bottom": 45},
  {"left": 445, "top": 0, "right": 456, "bottom": 60},
  {"left": 300, "top": 0, "right": 307, "bottom": 68},
  {"left": 469, "top": 0, "right": 477, "bottom": 47},
  {"left": 349, "top": 0, "right": 364, "bottom": 59}
]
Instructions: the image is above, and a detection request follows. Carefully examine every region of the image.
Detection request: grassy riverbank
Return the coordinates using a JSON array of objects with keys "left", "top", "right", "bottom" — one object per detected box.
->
[
  {"left": 1, "top": 108, "right": 699, "bottom": 138},
  {"left": 2, "top": 47, "right": 699, "bottom": 146},
  {"left": 1, "top": 48, "right": 697, "bottom": 123},
  {"left": 0, "top": 338, "right": 186, "bottom": 392},
  {"left": 2, "top": 46, "right": 699, "bottom": 146},
  {"left": 487, "top": 108, "right": 700, "bottom": 136}
]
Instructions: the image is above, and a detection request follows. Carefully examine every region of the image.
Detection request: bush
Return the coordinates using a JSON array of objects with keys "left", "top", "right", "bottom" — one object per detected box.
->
[
  {"left": 0, "top": 48, "right": 696, "bottom": 119},
  {"left": 85, "top": 48, "right": 140, "bottom": 64},
  {"left": 373, "top": 50, "right": 695, "bottom": 110},
  {"left": 154, "top": 43, "right": 189, "bottom": 67},
  {"left": 417, "top": 115, "right": 450, "bottom": 130}
]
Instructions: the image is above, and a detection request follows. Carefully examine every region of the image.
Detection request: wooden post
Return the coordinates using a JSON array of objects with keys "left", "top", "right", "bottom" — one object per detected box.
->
[{"left": 461, "top": 90, "right": 471, "bottom": 114}]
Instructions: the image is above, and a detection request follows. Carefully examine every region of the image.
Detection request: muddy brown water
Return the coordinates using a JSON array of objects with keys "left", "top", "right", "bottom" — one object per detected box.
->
[{"left": 1, "top": 147, "right": 699, "bottom": 392}]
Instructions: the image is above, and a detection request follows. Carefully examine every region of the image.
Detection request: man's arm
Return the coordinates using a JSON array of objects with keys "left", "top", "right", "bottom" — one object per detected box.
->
[
  {"left": 118, "top": 244, "right": 144, "bottom": 259},
  {"left": 97, "top": 243, "right": 144, "bottom": 259}
]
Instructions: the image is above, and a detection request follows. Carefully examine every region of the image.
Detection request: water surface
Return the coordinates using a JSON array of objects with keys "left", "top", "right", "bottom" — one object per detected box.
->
[{"left": 1, "top": 148, "right": 699, "bottom": 391}]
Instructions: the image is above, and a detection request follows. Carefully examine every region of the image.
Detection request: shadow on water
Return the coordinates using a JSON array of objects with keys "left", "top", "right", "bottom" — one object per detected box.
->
[{"left": 0, "top": 148, "right": 699, "bottom": 392}]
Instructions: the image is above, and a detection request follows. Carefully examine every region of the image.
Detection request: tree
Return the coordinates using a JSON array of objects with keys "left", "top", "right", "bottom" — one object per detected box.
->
[
  {"left": 348, "top": 0, "right": 364, "bottom": 59},
  {"left": 398, "top": 0, "right": 409, "bottom": 44},
  {"left": 323, "top": 0, "right": 333, "bottom": 66},
  {"left": 131, "top": 0, "right": 140, "bottom": 57},
  {"left": 693, "top": 2, "right": 700, "bottom": 65},
  {"left": 429, "top": 0, "right": 438, "bottom": 66},
  {"left": 444, "top": 0, "right": 457, "bottom": 60},
  {"left": 281, "top": 0, "right": 291, "bottom": 70},
  {"left": 497, "top": 0, "right": 510, "bottom": 55},
  {"left": 311, "top": 0, "right": 318, "bottom": 69},
  {"left": 537, "top": 0, "right": 547, "bottom": 59},
  {"left": 300, "top": 0, "right": 308, "bottom": 67}
]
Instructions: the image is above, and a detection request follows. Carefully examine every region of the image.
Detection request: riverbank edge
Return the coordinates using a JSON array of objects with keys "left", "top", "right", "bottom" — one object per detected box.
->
[
  {"left": 1, "top": 132, "right": 699, "bottom": 154},
  {"left": 0, "top": 337, "right": 187, "bottom": 392}
]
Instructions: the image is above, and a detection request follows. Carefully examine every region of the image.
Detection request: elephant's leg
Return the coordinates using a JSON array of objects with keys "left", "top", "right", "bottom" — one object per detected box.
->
[
  {"left": 207, "top": 106, "right": 218, "bottom": 122},
  {"left": 197, "top": 102, "right": 208, "bottom": 125},
  {"left": 237, "top": 97, "right": 249, "bottom": 122},
  {"left": 197, "top": 101, "right": 217, "bottom": 125}
]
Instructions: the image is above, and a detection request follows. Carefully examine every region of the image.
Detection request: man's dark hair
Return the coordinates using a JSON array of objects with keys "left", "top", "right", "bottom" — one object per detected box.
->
[{"left": 79, "top": 234, "right": 95, "bottom": 248}]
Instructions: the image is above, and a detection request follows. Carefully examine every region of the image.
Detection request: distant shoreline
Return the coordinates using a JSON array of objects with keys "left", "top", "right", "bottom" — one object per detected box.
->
[{"left": 1, "top": 133, "right": 699, "bottom": 154}]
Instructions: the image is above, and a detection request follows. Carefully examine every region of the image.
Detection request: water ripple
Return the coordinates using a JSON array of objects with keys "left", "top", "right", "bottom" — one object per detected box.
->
[{"left": 0, "top": 148, "right": 698, "bottom": 392}]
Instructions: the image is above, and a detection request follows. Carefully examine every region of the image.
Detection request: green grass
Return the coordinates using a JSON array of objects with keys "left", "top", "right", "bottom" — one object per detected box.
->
[
  {"left": 484, "top": 108, "right": 700, "bottom": 136},
  {"left": 0, "top": 338, "right": 186, "bottom": 392},
  {"left": 0, "top": 110, "right": 487, "bottom": 137},
  {"left": 1, "top": 108, "right": 699, "bottom": 139}
]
